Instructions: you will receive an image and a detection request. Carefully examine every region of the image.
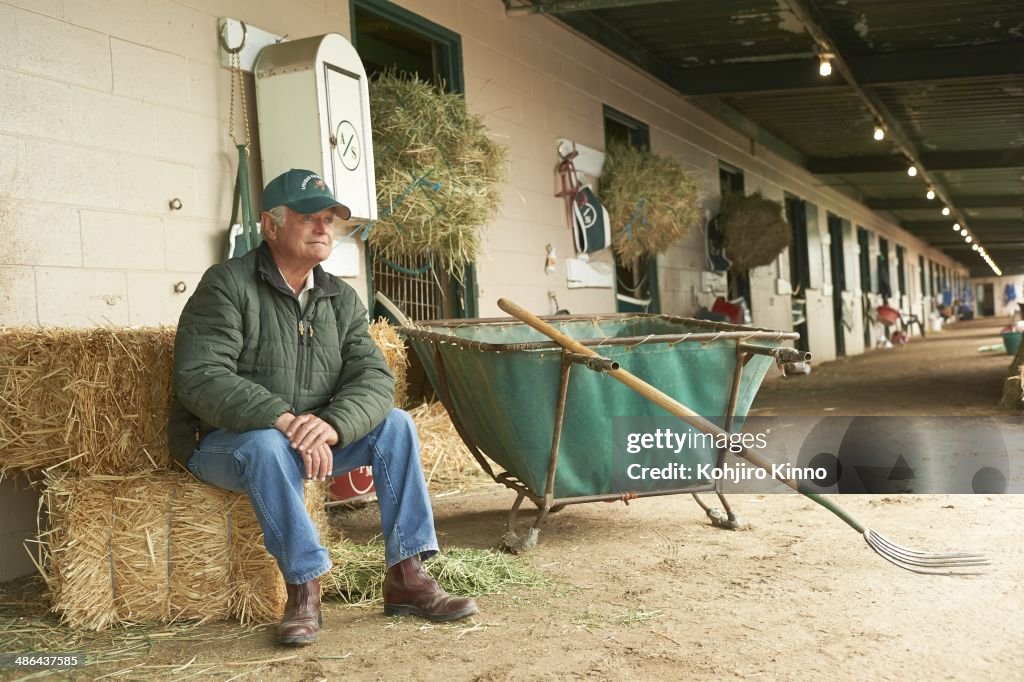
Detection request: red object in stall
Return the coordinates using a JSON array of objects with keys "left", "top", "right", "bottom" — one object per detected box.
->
[
  {"left": 876, "top": 305, "right": 901, "bottom": 326},
  {"left": 329, "top": 466, "right": 376, "bottom": 502},
  {"left": 711, "top": 297, "right": 744, "bottom": 325}
]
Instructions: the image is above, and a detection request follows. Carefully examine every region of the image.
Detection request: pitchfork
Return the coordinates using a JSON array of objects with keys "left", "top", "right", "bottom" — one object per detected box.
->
[{"left": 498, "top": 298, "right": 988, "bottom": 576}]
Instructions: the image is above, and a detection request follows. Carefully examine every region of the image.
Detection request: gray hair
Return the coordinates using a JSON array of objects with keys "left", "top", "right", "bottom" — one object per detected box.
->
[{"left": 266, "top": 206, "right": 287, "bottom": 228}]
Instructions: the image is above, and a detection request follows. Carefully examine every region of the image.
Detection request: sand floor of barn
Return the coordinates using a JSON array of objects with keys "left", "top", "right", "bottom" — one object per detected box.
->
[{"left": 3, "top": 317, "right": 1023, "bottom": 681}]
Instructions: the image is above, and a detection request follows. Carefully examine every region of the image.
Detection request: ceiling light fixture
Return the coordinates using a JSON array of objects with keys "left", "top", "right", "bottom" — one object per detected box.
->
[
  {"left": 907, "top": 165, "right": 918, "bottom": 177},
  {"left": 818, "top": 54, "right": 833, "bottom": 77},
  {"left": 926, "top": 189, "right": 936, "bottom": 200},
  {"left": 972, "top": 244, "right": 979, "bottom": 251},
  {"left": 941, "top": 207, "right": 951, "bottom": 216},
  {"left": 960, "top": 229, "right": 968, "bottom": 236},
  {"left": 953, "top": 223, "right": 960, "bottom": 230},
  {"left": 966, "top": 235, "right": 973, "bottom": 243},
  {"left": 873, "top": 125, "right": 885, "bottom": 141}
]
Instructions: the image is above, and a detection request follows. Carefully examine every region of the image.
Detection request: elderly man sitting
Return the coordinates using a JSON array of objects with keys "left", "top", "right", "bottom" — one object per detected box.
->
[{"left": 168, "top": 169, "right": 476, "bottom": 646}]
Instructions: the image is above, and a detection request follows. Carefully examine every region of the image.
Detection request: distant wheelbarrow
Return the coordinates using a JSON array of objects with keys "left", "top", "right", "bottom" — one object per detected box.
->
[{"left": 400, "top": 300, "right": 986, "bottom": 575}]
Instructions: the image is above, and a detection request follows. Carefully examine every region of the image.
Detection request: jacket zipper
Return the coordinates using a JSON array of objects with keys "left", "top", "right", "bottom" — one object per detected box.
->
[
  {"left": 294, "top": 319, "right": 306, "bottom": 407},
  {"left": 305, "top": 320, "right": 315, "bottom": 388}
]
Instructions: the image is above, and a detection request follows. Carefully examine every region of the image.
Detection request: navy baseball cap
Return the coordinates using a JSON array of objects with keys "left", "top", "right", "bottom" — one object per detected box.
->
[{"left": 261, "top": 169, "right": 352, "bottom": 220}]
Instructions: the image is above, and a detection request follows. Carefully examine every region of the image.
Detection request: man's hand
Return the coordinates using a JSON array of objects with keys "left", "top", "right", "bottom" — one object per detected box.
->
[{"left": 274, "top": 412, "right": 340, "bottom": 480}]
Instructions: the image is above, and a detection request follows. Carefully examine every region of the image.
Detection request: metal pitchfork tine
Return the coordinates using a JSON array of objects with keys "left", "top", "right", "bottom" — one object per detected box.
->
[{"left": 497, "top": 298, "right": 989, "bottom": 577}]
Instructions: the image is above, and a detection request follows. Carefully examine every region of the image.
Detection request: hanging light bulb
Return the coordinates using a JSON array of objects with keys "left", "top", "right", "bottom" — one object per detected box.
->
[
  {"left": 926, "top": 189, "right": 936, "bottom": 200},
  {"left": 972, "top": 244, "right": 979, "bottom": 251},
  {"left": 953, "top": 223, "right": 960, "bottom": 230},
  {"left": 819, "top": 54, "right": 833, "bottom": 77},
  {"left": 960, "top": 229, "right": 968, "bottom": 236},
  {"left": 941, "top": 206, "right": 951, "bottom": 216},
  {"left": 873, "top": 125, "right": 885, "bottom": 141},
  {"left": 965, "top": 235, "right": 973, "bottom": 243},
  {"left": 907, "top": 165, "right": 918, "bottom": 177}
]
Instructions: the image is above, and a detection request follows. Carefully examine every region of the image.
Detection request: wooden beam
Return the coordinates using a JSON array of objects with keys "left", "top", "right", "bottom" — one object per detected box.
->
[
  {"left": 677, "top": 44, "right": 1023, "bottom": 96},
  {"left": 902, "top": 219, "right": 1023, "bottom": 232},
  {"left": 505, "top": 0, "right": 681, "bottom": 16},
  {"left": 867, "top": 196, "right": 1023, "bottom": 210},
  {"left": 808, "top": 150, "right": 1024, "bottom": 174}
]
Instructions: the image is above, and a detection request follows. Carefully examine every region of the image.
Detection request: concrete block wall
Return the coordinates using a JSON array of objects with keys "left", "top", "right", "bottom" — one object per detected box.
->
[
  {"left": 0, "top": 0, "right": 966, "bottom": 347},
  {"left": 0, "top": 0, "right": 357, "bottom": 328}
]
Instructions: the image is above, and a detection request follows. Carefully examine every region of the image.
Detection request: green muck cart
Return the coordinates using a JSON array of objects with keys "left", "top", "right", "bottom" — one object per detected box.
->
[{"left": 399, "top": 299, "right": 987, "bottom": 575}]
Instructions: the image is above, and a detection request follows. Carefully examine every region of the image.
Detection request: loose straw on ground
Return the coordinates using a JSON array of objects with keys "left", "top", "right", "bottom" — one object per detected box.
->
[{"left": 408, "top": 401, "right": 489, "bottom": 489}]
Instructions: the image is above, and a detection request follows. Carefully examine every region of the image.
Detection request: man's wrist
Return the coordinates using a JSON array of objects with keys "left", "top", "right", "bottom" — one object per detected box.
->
[{"left": 274, "top": 412, "right": 296, "bottom": 431}]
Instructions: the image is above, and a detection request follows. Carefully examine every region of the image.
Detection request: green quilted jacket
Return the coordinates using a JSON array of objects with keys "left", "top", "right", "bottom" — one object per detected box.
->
[{"left": 167, "top": 242, "right": 394, "bottom": 470}]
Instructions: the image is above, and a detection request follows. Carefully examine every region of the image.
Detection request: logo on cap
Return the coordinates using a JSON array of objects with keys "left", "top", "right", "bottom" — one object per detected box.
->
[{"left": 300, "top": 174, "right": 328, "bottom": 191}]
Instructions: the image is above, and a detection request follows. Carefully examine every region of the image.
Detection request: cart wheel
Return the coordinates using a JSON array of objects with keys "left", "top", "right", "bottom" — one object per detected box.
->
[
  {"left": 500, "top": 527, "right": 539, "bottom": 554},
  {"left": 706, "top": 508, "right": 745, "bottom": 530}
]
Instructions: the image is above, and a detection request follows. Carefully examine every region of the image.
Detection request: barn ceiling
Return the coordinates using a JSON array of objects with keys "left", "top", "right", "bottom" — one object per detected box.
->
[{"left": 506, "top": 0, "right": 1024, "bottom": 277}]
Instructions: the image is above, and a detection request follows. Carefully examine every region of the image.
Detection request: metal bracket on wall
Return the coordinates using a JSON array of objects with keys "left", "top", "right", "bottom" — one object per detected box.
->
[{"left": 218, "top": 18, "right": 286, "bottom": 72}]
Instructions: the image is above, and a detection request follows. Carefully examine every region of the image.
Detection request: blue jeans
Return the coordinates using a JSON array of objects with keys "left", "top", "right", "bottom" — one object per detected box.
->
[{"left": 186, "top": 408, "right": 439, "bottom": 584}]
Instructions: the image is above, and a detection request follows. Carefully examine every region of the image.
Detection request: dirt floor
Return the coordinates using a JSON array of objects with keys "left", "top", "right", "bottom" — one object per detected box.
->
[{"left": 4, "top": 318, "right": 1024, "bottom": 681}]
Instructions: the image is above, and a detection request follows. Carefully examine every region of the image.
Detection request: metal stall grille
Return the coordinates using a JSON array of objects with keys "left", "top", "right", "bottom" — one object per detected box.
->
[{"left": 370, "top": 252, "right": 446, "bottom": 322}]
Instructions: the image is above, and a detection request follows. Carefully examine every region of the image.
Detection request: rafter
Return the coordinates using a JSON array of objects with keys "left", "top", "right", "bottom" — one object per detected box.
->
[
  {"left": 504, "top": 0, "right": 681, "bottom": 16},
  {"left": 677, "top": 44, "right": 1022, "bottom": 96},
  {"left": 867, "top": 196, "right": 1022, "bottom": 210},
  {"left": 808, "top": 150, "right": 1024, "bottom": 174}
]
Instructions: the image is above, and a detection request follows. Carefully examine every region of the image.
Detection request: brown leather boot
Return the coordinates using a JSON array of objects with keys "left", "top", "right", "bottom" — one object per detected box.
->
[
  {"left": 276, "top": 579, "right": 322, "bottom": 646},
  {"left": 383, "top": 556, "right": 478, "bottom": 622}
]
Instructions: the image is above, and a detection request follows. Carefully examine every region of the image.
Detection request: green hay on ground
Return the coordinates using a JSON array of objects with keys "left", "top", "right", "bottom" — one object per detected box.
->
[{"left": 321, "top": 539, "right": 549, "bottom": 605}]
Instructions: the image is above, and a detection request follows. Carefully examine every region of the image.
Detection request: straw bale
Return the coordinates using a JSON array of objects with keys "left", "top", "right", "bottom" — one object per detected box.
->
[
  {"left": 717, "top": 191, "right": 791, "bottom": 272},
  {"left": 368, "top": 72, "right": 508, "bottom": 275},
  {"left": 38, "top": 471, "right": 330, "bottom": 629},
  {"left": 0, "top": 327, "right": 176, "bottom": 476},
  {"left": 408, "top": 401, "right": 488, "bottom": 488},
  {"left": 368, "top": 320, "right": 409, "bottom": 408},
  {"left": 601, "top": 141, "right": 702, "bottom": 261}
]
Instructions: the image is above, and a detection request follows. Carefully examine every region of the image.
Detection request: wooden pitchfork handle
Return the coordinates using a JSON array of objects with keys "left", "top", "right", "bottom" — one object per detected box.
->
[{"left": 497, "top": 298, "right": 988, "bottom": 574}]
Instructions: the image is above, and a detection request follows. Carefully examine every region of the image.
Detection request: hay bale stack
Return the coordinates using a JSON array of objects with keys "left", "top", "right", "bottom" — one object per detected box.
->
[
  {"left": 409, "top": 401, "right": 487, "bottom": 487},
  {"left": 0, "top": 327, "right": 176, "bottom": 476},
  {"left": 717, "top": 191, "right": 790, "bottom": 272},
  {"left": 368, "top": 72, "right": 508, "bottom": 274},
  {"left": 601, "top": 141, "right": 702, "bottom": 261},
  {"left": 368, "top": 320, "right": 409, "bottom": 408},
  {"left": 38, "top": 472, "right": 329, "bottom": 629}
]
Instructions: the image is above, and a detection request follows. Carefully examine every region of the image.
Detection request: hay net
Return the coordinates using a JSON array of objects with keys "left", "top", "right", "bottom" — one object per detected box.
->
[
  {"left": 716, "top": 191, "right": 790, "bottom": 272},
  {"left": 366, "top": 71, "right": 508, "bottom": 276},
  {"left": 600, "top": 141, "right": 702, "bottom": 261}
]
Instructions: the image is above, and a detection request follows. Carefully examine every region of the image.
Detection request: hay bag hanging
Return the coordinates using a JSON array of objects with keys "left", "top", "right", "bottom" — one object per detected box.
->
[
  {"left": 600, "top": 141, "right": 702, "bottom": 261},
  {"left": 717, "top": 191, "right": 790, "bottom": 272},
  {"left": 368, "top": 72, "right": 508, "bottom": 274}
]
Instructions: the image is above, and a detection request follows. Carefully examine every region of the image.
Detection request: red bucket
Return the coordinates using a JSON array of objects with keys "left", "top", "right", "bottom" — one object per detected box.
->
[
  {"left": 877, "top": 305, "right": 901, "bottom": 326},
  {"left": 329, "top": 466, "right": 376, "bottom": 502}
]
